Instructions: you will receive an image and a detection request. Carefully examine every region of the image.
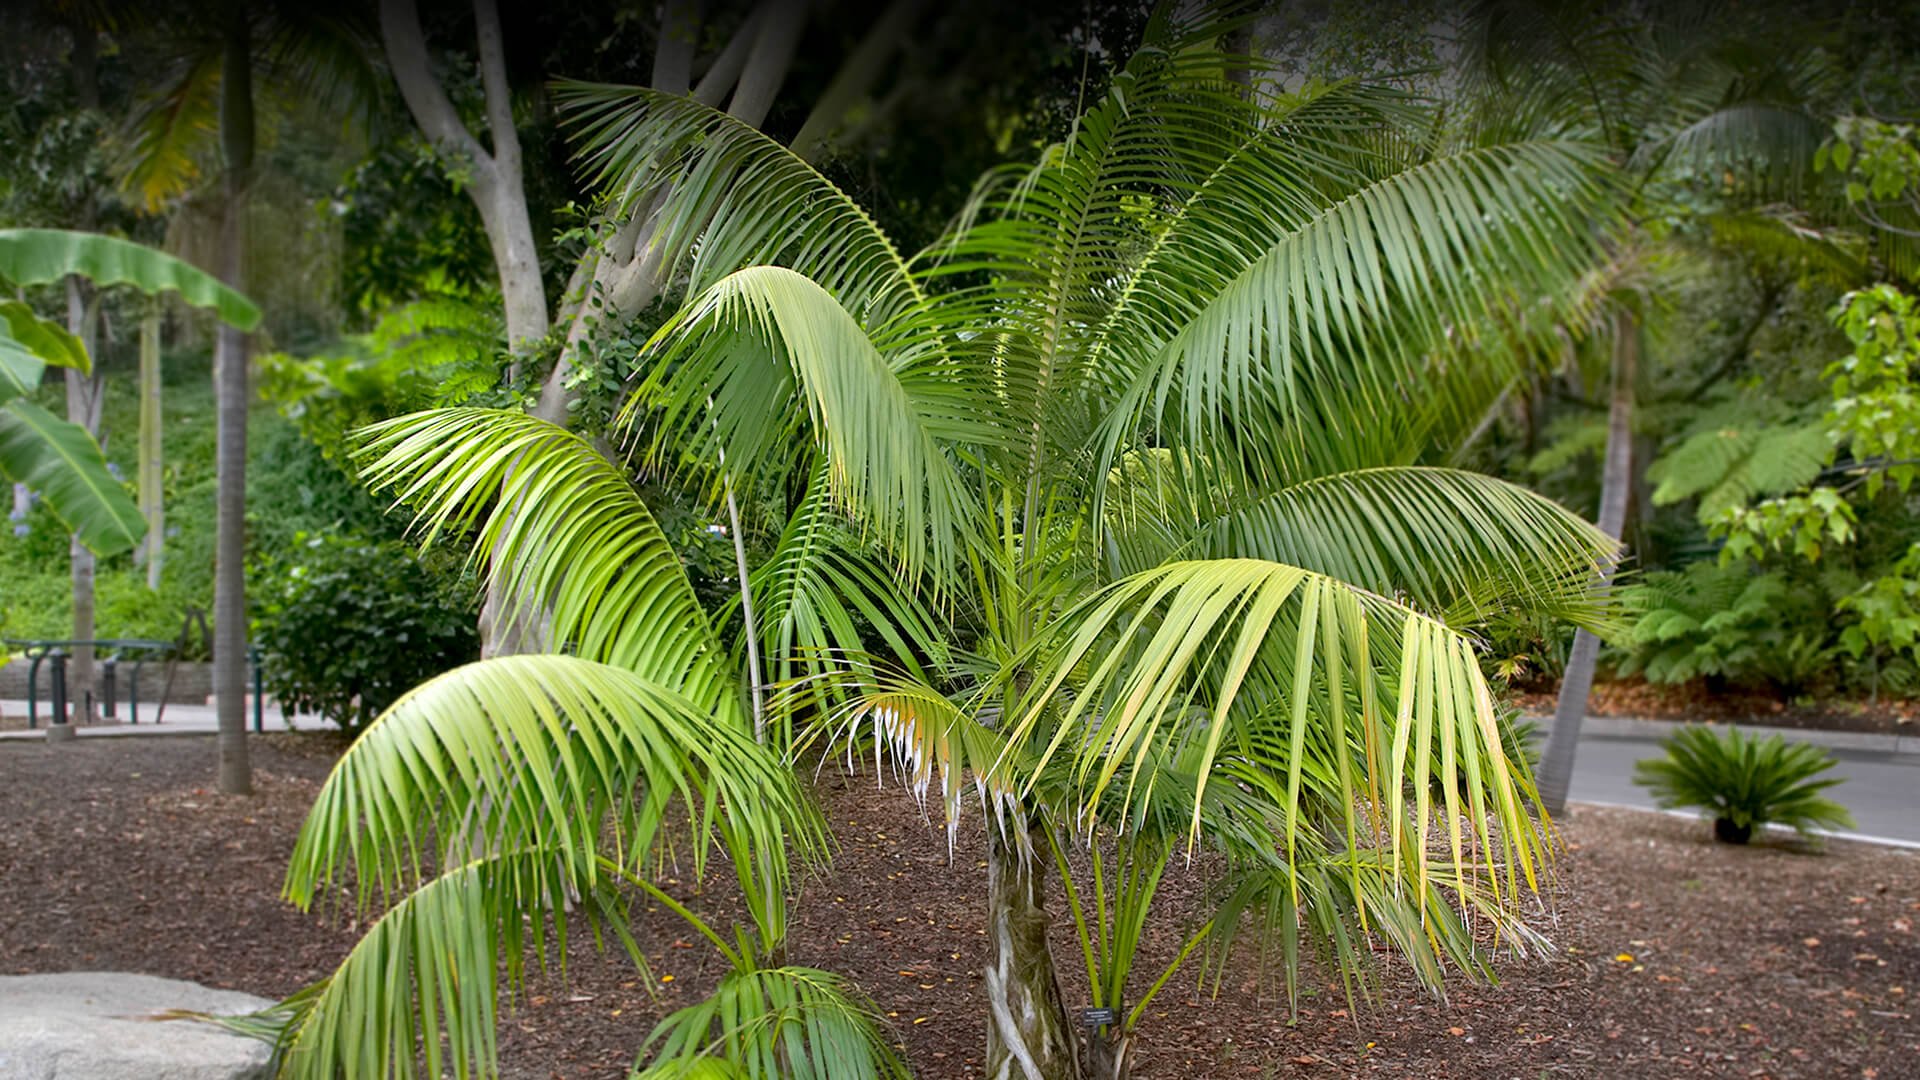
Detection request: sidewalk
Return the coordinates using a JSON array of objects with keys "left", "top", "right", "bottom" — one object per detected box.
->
[{"left": 0, "top": 699, "right": 334, "bottom": 739}]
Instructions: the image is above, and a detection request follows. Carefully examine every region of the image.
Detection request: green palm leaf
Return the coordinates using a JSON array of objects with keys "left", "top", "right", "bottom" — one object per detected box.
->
[
  {"left": 733, "top": 456, "right": 944, "bottom": 745},
  {"left": 635, "top": 966, "right": 910, "bottom": 1080},
  {"left": 285, "top": 655, "right": 821, "bottom": 919},
  {"left": 1014, "top": 559, "right": 1545, "bottom": 902},
  {"left": 553, "top": 81, "right": 928, "bottom": 344},
  {"left": 1194, "top": 467, "right": 1618, "bottom": 628},
  {"left": 0, "top": 228, "right": 261, "bottom": 329},
  {"left": 631, "top": 267, "right": 981, "bottom": 578},
  {"left": 271, "top": 848, "right": 633, "bottom": 1080},
  {"left": 1100, "top": 140, "right": 1613, "bottom": 484},
  {"left": 355, "top": 409, "right": 742, "bottom": 722}
]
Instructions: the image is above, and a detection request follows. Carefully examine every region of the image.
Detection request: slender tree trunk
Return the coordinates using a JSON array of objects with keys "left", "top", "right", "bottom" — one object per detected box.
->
[
  {"left": 64, "top": 277, "right": 103, "bottom": 724},
  {"left": 138, "top": 306, "right": 164, "bottom": 590},
  {"left": 983, "top": 822, "right": 1081, "bottom": 1080},
  {"left": 1539, "top": 307, "right": 1636, "bottom": 813},
  {"left": 213, "top": 11, "right": 255, "bottom": 795}
]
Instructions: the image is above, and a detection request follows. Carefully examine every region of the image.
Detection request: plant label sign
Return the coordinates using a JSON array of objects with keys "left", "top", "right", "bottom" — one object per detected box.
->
[{"left": 1079, "top": 1007, "right": 1118, "bottom": 1028}]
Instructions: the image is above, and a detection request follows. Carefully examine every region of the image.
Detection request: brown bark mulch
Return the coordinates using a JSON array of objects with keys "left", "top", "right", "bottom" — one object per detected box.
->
[
  {"left": 1514, "top": 678, "right": 1919, "bottom": 735},
  {"left": 0, "top": 734, "right": 1913, "bottom": 1078}
]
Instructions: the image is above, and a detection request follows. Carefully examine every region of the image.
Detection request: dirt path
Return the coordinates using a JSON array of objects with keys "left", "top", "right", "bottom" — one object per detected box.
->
[{"left": 1, "top": 735, "right": 1913, "bottom": 1077}]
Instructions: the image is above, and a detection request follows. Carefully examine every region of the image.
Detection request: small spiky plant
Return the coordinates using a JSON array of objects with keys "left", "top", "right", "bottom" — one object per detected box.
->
[{"left": 1634, "top": 726, "right": 1855, "bottom": 844}]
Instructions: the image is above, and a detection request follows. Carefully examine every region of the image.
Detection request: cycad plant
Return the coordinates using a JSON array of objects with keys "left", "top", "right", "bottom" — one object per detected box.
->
[
  {"left": 264, "top": 9, "right": 1625, "bottom": 1079},
  {"left": 1633, "top": 725, "right": 1854, "bottom": 844}
]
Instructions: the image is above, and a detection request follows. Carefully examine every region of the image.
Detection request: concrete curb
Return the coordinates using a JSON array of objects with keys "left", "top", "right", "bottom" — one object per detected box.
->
[{"left": 1528, "top": 713, "right": 1920, "bottom": 758}]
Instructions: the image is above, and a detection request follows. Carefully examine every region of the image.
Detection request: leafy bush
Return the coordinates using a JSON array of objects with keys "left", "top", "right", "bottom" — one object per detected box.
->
[
  {"left": 1632, "top": 725, "right": 1854, "bottom": 843},
  {"left": 252, "top": 532, "right": 480, "bottom": 733},
  {"left": 1612, "top": 561, "right": 1836, "bottom": 694}
]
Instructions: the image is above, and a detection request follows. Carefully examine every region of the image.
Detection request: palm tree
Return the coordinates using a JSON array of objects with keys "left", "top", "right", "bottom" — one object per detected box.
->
[
  {"left": 1462, "top": 0, "right": 1849, "bottom": 811},
  {"left": 119, "top": 3, "right": 378, "bottom": 793},
  {"left": 261, "top": 11, "right": 1621, "bottom": 1079}
]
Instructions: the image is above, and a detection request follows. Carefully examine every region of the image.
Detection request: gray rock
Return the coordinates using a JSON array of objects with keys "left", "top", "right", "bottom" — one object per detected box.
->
[{"left": 0, "top": 972, "right": 275, "bottom": 1080}]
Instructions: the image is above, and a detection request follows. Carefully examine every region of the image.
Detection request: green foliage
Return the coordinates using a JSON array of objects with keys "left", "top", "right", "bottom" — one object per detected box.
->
[
  {"left": 1632, "top": 725, "right": 1855, "bottom": 843},
  {"left": 1835, "top": 542, "right": 1920, "bottom": 664},
  {"left": 258, "top": 293, "right": 507, "bottom": 467},
  {"left": 1614, "top": 561, "right": 1834, "bottom": 694},
  {"left": 0, "top": 228, "right": 260, "bottom": 330},
  {"left": 251, "top": 532, "right": 479, "bottom": 733},
  {"left": 637, "top": 965, "right": 910, "bottom": 1080}
]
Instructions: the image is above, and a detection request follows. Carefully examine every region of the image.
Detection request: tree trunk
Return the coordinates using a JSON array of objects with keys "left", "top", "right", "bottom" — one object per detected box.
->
[
  {"left": 64, "top": 277, "right": 103, "bottom": 724},
  {"left": 213, "top": 11, "right": 255, "bottom": 795},
  {"left": 138, "top": 306, "right": 164, "bottom": 590},
  {"left": 983, "top": 823, "right": 1081, "bottom": 1080},
  {"left": 1538, "top": 307, "right": 1636, "bottom": 814}
]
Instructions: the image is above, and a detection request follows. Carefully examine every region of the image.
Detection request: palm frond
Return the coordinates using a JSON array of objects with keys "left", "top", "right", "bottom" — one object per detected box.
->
[
  {"left": 285, "top": 655, "right": 822, "bottom": 922},
  {"left": 1013, "top": 559, "right": 1547, "bottom": 906},
  {"left": 731, "top": 456, "right": 945, "bottom": 746},
  {"left": 1193, "top": 467, "right": 1617, "bottom": 629},
  {"left": 552, "top": 81, "right": 925, "bottom": 342},
  {"left": 1098, "top": 140, "right": 1614, "bottom": 488},
  {"left": 270, "top": 848, "right": 635, "bottom": 1080},
  {"left": 635, "top": 965, "right": 910, "bottom": 1080},
  {"left": 355, "top": 409, "right": 741, "bottom": 720},
  {"left": 628, "top": 266, "right": 982, "bottom": 578},
  {"left": 115, "top": 51, "right": 221, "bottom": 211}
]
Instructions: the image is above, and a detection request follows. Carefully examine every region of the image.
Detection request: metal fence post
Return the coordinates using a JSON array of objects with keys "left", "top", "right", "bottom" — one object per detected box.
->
[
  {"left": 249, "top": 645, "right": 263, "bottom": 733},
  {"left": 47, "top": 649, "right": 68, "bottom": 727},
  {"left": 100, "top": 657, "right": 117, "bottom": 721}
]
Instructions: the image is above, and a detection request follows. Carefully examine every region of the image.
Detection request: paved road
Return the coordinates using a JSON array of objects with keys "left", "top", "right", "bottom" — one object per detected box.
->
[{"left": 1567, "top": 731, "right": 1920, "bottom": 846}]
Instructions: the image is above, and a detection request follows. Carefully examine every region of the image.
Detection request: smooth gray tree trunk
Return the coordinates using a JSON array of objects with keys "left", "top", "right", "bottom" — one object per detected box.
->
[
  {"left": 1538, "top": 307, "right": 1637, "bottom": 813},
  {"left": 138, "top": 307, "right": 164, "bottom": 590},
  {"left": 213, "top": 11, "right": 254, "bottom": 795},
  {"left": 64, "top": 278, "right": 103, "bottom": 724},
  {"left": 983, "top": 823, "right": 1081, "bottom": 1080}
]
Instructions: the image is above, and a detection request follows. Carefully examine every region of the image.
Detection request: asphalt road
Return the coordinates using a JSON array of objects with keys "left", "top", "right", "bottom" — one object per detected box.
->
[{"left": 1567, "top": 731, "right": 1920, "bottom": 845}]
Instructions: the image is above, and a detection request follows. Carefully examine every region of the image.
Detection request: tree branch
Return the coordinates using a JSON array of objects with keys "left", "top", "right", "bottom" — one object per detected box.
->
[
  {"left": 652, "top": 0, "right": 701, "bottom": 97},
  {"left": 726, "top": 0, "right": 806, "bottom": 126},
  {"left": 1683, "top": 278, "right": 1782, "bottom": 403},
  {"left": 379, "top": 0, "right": 490, "bottom": 169},
  {"left": 472, "top": 0, "right": 521, "bottom": 175},
  {"left": 693, "top": 8, "right": 762, "bottom": 106},
  {"left": 788, "top": 0, "right": 928, "bottom": 161}
]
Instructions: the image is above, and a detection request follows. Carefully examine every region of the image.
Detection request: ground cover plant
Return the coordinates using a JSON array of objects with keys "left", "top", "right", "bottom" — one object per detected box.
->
[{"left": 1632, "top": 725, "right": 1855, "bottom": 844}]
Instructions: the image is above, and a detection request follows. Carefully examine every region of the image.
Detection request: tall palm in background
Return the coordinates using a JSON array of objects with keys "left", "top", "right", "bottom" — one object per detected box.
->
[
  {"left": 266, "top": 9, "right": 1625, "bottom": 1079},
  {"left": 1464, "top": 0, "right": 1852, "bottom": 811},
  {"left": 120, "top": 3, "right": 377, "bottom": 793}
]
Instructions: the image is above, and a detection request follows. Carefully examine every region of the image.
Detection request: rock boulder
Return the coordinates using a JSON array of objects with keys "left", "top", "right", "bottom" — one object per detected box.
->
[{"left": 0, "top": 972, "right": 274, "bottom": 1079}]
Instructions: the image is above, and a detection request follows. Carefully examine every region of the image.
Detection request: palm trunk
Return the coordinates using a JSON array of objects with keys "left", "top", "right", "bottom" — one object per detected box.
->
[
  {"left": 64, "top": 278, "right": 102, "bottom": 724},
  {"left": 983, "top": 822, "right": 1081, "bottom": 1080},
  {"left": 213, "top": 11, "right": 255, "bottom": 795},
  {"left": 1538, "top": 306, "right": 1636, "bottom": 813},
  {"left": 138, "top": 306, "right": 164, "bottom": 590}
]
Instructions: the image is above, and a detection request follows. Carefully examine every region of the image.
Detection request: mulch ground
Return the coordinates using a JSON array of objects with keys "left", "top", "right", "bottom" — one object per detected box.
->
[
  {"left": 1514, "top": 678, "right": 1920, "bottom": 735},
  {"left": 0, "top": 734, "right": 1914, "bottom": 1078}
]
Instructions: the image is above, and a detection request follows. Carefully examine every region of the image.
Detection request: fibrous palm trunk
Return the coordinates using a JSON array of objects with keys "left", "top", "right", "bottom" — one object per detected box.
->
[
  {"left": 983, "top": 821, "right": 1081, "bottom": 1080},
  {"left": 1538, "top": 305, "right": 1636, "bottom": 812},
  {"left": 212, "top": 10, "right": 254, "bottom": 795}
]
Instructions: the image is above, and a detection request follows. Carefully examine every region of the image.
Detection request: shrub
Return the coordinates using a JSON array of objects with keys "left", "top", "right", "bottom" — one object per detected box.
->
[
  {"left": 1632, "top": 725, "right": 1854, "bottom": 844},
  {"left": 252, "top": 532, "right": 480, "bottom": 734}
]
